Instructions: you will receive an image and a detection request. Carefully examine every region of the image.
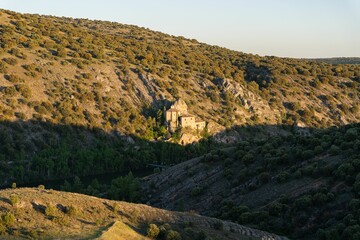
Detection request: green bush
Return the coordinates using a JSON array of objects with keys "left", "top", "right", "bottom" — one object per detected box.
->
[
  {"left": 0, "top": 61, "right": 7, "bottom": 73},
  {"left": 301, "top": 150, "right": 314, "bottom": 159},
  {"left": 0, "top": 222, "right": 6, "bottom": 235},
  {"left": 45, "top": 204, "right": 57, "bottom": 217},
  {"left": 212, "top": 221, "right": 223, "bottom": 230},
  {"left": 294, "top": 195, "right": 312, "bottom": 209},
  {"left": 112, "top": 203, "right": 120, "bottom": 213},
  {"left": 2, "top": 57, "right": 18, "bottom": 65},
  {"left": 65, "top": 205, "right": 77, "bottom": 217},
  {"left": 275, "top": 172, "right": 289, "bottom": 183},
  {"left": 242, "top": 153, "right": 254, "bottom": 165},
  {"left": 6, "top": 74, "right": 23, "bottom": 83},
  {"left": 259, "top": 172, "right": 271, "bottom": 184},
  {"left": 353, "top": 180, "right": 360, "bottom": 195},
  {"left": 166, "top": 230, "right": 182, "bottom": 240},
  {"left": 147, "top": 223, "right": 160, "bottom": 239},
  {"left": 15, "top": 84, "right": 32, "bottom": 98},
  {"left": 9, "top": 194, "right": 19, "bottom": 207},
  {"left": 1, "top": 212, "right": 15, "bottom": 227},
  {"left": 191, "top": 186, "right": 204, "bottom": 196}
]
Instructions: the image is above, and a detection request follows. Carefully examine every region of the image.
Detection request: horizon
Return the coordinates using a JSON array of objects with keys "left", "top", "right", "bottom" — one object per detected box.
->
[{"left": 0, "top": 0, "right": 359, "bottom": 58}]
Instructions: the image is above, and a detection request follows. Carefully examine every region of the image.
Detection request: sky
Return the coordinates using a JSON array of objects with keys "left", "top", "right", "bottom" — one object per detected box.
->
[{"left": 0, "top": 0, "right": 359, "bottom": 58}]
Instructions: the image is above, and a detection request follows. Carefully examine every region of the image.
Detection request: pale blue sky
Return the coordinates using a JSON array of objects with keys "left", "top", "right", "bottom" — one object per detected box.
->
[{"left": 0, "top": 0, "right": 359, "bottom": 58}]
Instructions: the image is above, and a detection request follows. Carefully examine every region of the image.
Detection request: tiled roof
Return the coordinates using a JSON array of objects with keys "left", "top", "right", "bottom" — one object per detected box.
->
[
  {"left": 166, "top": 108, "right": 180, "bottom": 113},
  {"left": 181, "top": 114, "right": 195, "bottom": 118}
]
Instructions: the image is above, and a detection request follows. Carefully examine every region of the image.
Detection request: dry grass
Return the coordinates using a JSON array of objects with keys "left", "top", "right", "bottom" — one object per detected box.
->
[
  {"left": 0, "top": 187, "right": 283, "bottom": 239},
  {"left": 97, "top": 221, "right": 150, "bottom": 240}
]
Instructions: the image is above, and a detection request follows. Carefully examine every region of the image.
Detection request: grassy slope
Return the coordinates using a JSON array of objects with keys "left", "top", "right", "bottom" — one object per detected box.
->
[{"left": 0, "top": 188, "right": 285, "bottom": 240}]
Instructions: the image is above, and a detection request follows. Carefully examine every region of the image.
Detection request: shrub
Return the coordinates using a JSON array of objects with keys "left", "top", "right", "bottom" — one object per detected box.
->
[
  {"left": 15, "top": 112, "right": 26, "bottom": 120},
  {"left": 239, "top": 212, "right": 253, "bottom": 223},
  {"left": 191, "top": 186, "right": 204, "bottom": 196},
  {"left": 301, "top": 150, "right": 314, "bottom": 160},
  {"left": 275, "top": 172, "right": 289, "bottom": 183},
  {"left": 166, "top": 230, "right": 182, "bottom": 240},
  {"left": 294, "top": 195, "right": 312, "bottom": 209},
  {"left": 330, "top": 145, "right": 340, "bottom": 155},
  {"left": 0, "top": 222, "right": 5, "bottom": 235},
  {"left": 6, "top": 74, "right": 23, "bottom": 83},
  {"left": 28, "top": 229, "right": 42, "bottom": 238},
  {"left": 112, "top": 203, "right": 120, "bottom": 213},
  {"left": 353, "top": 179, "right": 360, "bottom": 195},
  {"left": 242, "top": 153, "right": 254, "bottom": 165},
  {"left": 9, "top": 194, "right": 19, "bottom": 207},
  {"left": 212, "top": 221, "right": 223, "bottom": 230},
  {"left": 45, "top": 204, "right": 57, "bottom": 217},
  {"left": 314, "top": 145, "right": 324, "bottom": 155},
  {"left": 195, "top": 230, "right": 207, "bottom": 240},
  {"left": 2, "top": 57, "right": 18, "bottom": 65},
  {"left": 34, "top": 105, "right": 48, "bottom": 114},
  {"left": 147, "top": 223, "right": 160, "bottom": 239},
  {"left": 0, "top": 61, "right": 7, "bottom": 73},
  {"left": 65, "top": 205, "right": 77, "bottom": 217},
  {"left": 350, "top": 199, "right": 360, "bottom": 210},
  {"left": 1, "top": 212, "right": 15, "bottom": 227},
  {"left": 259, "top": 172, "right": 271, "bottom": 184},
  {"left": 15, "top": 84, "right": 32, "bottom": 98},
  {"left": 2, "top": 86, "right": 17, "bottom": 97},
  {"left": 158, "top": 223, "right": 171, "bottom": 238}
]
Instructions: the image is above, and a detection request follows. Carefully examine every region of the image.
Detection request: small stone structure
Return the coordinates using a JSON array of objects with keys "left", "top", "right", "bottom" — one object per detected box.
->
[{"left": 165, "top": 99, "right": 206, "bottom": 132}]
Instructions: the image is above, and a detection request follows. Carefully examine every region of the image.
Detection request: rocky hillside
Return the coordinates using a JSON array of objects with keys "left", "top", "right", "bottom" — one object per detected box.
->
[
  {"left": 0, "top": 187, "right": 285, "bottom": 239},
  {"left": 0, "top": 8, "right": 359, "bottom": 138},
  {"left": 142, "top": 124, "right": 360, "bottom": 239},
  {"left": 0, "top": 8, "right": 359, "bottom": 183}
]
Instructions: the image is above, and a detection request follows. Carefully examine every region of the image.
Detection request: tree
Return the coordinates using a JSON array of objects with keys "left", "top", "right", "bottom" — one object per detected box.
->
[
  {"left": 109, "top": 172, "right": 140, "bottom": 202},
  {"left": 166, "top": 230, "right": 181, "bottom": 240},
  {"left": 73, "top": 176, "right": 83, "bottom": 192},
  {"left": 242, "top": 153, "right": 254, "bottom": 165}
]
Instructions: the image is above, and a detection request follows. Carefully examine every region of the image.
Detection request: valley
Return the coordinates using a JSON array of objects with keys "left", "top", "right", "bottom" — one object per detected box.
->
[{"left": 0, "top": 8, "right": 359, "bottom": 240}]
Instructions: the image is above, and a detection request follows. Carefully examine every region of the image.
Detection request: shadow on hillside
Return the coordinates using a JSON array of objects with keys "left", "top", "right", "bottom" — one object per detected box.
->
[
  {"left": 31, "top": 201, "right": 46, "bottom": 214},
  {"left": 0, "top": 118, "right": 357, "bottom": 189},
  {"left": 0, "top": 119, "right": 203, "bottom": 188},
  {"left": 0, "top": 197, "right": 11, "bottom": 205}
]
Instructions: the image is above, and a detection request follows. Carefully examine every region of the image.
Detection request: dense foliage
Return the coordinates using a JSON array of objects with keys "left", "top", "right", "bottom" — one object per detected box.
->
[
  {"left": 0, "top": 120, "right": 217, "bottom": 186},
  {"left": 202, "top": 124, "right": 360, "bottom": 239}
]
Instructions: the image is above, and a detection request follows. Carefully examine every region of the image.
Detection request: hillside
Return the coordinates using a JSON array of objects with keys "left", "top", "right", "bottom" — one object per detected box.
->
[
  {"left": 307, "top": 58, "right": 360, "bottom": 65},
  {"left": 0, "top": 8, "right": 359, "bottom": 135},
  {"left": 0, "top": 8, "right": 359, "bottom": 240},
  {"left": 0, "top": 8, "right": 359, "bottom": 187},
  {"left": 142, "top": 124, "right": 360, "bottom": 239},
  {"left": 0, "top": 187, "right": 285, "bottom": 239}
]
